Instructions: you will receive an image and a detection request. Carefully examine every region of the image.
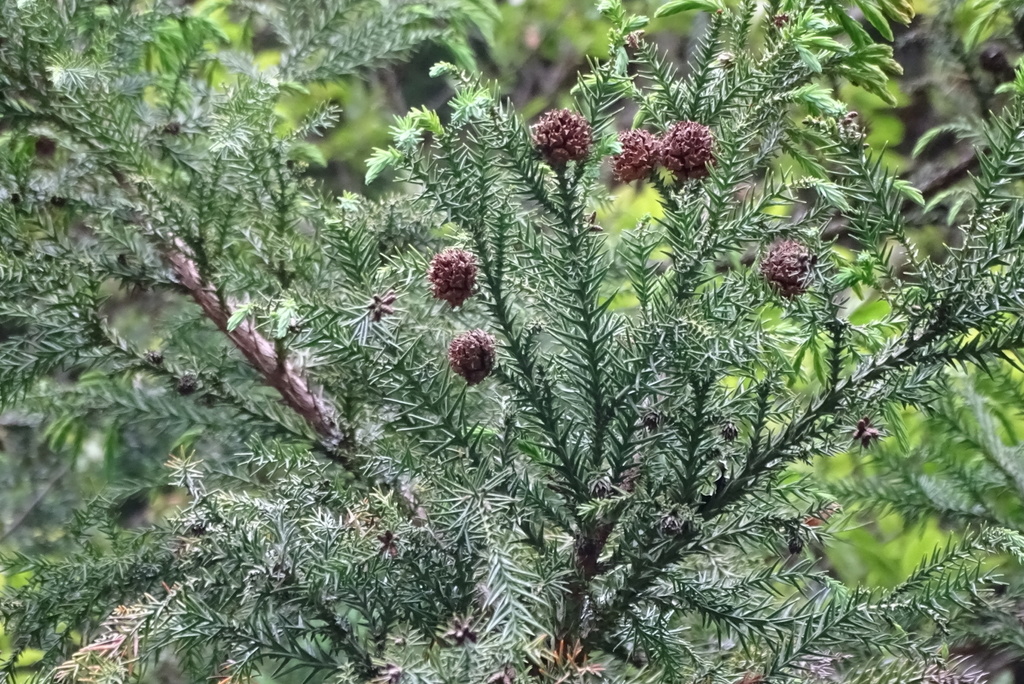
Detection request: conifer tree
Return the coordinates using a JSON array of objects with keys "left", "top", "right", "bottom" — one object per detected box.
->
[{"left": 3, "top": 0, "right": 1024, "bottom": 683}]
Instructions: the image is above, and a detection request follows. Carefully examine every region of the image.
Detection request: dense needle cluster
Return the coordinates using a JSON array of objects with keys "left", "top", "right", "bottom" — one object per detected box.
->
[{"left": 4, "top": 0, "right": 1024, "bottom": 683}]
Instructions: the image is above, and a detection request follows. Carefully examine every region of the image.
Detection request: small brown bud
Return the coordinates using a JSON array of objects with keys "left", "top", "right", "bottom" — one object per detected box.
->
[
  {"left": 852, "top": 416, "right": 882, "bottom": 448},
  {"left": 428, "top": 248, "right": 478, "bottom": 308},
  {"left": 378, "top": 664, "right": 403, "bottom": 684},
  {"left": 760, "top": 239, "right": 815, "bottom": 298},
  {"left": 448, "top": 330, "right": 496, "bottom": 385},
  {"left": 660, "top": 121, "right": 715, "bottom": 181},
  {"left": 34, "top": 136, "right": 57, "bottom": 158},
  {"left": 163, "top": 121, "right": 181, "bottom": 135},
  {"left": 720, "top": 421, "right": 738, "bottom": 441},
  {"left": 838, "top": 111, "right": 864, "bottom": 143},
  {"left": 176, "top": 371, "right": 199, "bottom": 395},
  {"left": 444, "top": 617, "right": 478, "bottom": 646},
  {"left": 612, "top": 129, "right": 659, "bottom": 183},
  {"left": 531, "top": 109, "right": 593, "bottom": 167},
  {"left": 367, "top": 290, "right": 397, "bottom": 322},
  {"left": 804, "top": 502, "right": 841, "bottom": 528},
  {"left": 378, "top": 530, "right": 399, "bottom": 557},
  {"left": 144, "top": 350, "right": 164, "bottom": 366},
  {"left": 624, "top": 30, "right": 645, "bottom": 51},
  {"left": 772, "top": 13, "right": 790, "bottom": 27}
]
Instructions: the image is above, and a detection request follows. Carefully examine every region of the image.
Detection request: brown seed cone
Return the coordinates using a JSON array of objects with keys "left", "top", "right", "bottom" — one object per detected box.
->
[
  {"left": 660, "top": 120, "right": 715, "bottom": 181},
  {"left": 428, "top": 248, "right": 478, "bottom": 308},
  {"left": 176, "top": 371, "right": 199, "bottom": 396},
  {"left": 760, "top": 239, "right": 815, "bottom": 298},
  {"left": 612, "top": 129, "right": 659, "bottom": 183},
  {"left": 531, "top": 109, "right": 593, "bottom": 167},
  {"left": 448, "top": 329, "right": 496, "bottom": 385},
  {"left": 35, "top": 136, "right": 57, "bottom": 158}
]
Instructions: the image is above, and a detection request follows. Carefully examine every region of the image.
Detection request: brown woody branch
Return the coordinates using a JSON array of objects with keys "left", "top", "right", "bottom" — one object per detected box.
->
[{"left": 165, "top": 238, "right": 350, "bottom": 462}]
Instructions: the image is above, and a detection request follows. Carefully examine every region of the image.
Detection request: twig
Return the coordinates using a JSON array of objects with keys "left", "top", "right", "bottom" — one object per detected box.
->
[{"left": 0, "top": 461, "right": 73, "bottom": 544}]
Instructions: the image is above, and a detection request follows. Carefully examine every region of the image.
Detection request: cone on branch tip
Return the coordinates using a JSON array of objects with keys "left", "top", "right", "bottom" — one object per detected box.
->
[
  {"left": 612, "top": 129, "right": 660, "bottom": 183},
  {"left": 176, "top": 371, "right": 199, "bottom": 395},
  {"left": 428, "top": 248, "right": 478, "bottom": 308},
  {"left": 760, "top": 239, "right": 815, "bottom": 298},
  {"left": 660, "top": 121, "right": 715, "bottom": 181},
  {"left": 531, "top": 109, "right": 592, "bottom": 167},
  {"left": 35, "top": 136, "right": 57, "bottom": 158},
  {"left": 448, "top": 329, "right": 496, "bottom": 385}
]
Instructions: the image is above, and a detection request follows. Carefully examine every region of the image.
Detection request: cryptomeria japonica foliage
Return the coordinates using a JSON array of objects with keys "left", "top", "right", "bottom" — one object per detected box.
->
[{"left": 3, "top": 0, "right": 1024, "bottom": 682}]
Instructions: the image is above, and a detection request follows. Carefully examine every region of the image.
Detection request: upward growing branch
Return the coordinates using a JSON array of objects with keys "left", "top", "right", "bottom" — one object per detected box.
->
[{"left": 164, "top": 237, "right": 350, "bottom": 459}]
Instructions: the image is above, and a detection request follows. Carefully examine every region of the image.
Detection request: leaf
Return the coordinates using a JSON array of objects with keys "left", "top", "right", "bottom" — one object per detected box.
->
[
  {"left": 103, "top": 422, "right": 122, "bottom": 479},
  {"left": 795, "top": 44, "right": 822, "bottom": 73},
  {"left": 912, "top": 124, "right": 962, "bottom": 158},
  {"left": 848, "top": 298, "right": 891, "bottom": 325},
  {"left": 893, "top": 179, "right": 924, "bottom": 206},
  {"left": 854, "top": 0, "right": 893, "bottom": 41},
  {"left": 832, "top": 8, "right": 873, "bottom": 47},
  {"left": 878, "top": 0, "right": 915, "bottom": 24},
  {"left": 963, "top": 2, "right": 1000, "bottom": 50},
  {"left": 273, "top": 299, "right": 298, "bottom": 339},
  {"left": 882, "top": 402, "right": 910, "bottom": 455},
  {"left": 287, "top": 141, "right": 326, "bottom": 167},
  {"left": 365, "top": 147, "right": 402, "bottom": 184},
  {"left": 654, "top": 0, "right": 721, "bottom": 18},
  {"left": 790, "top": 84, "right": 845, "bottom": 117},
  {"left": 226, "top": 302, "right": 254, "bottom": 332},
  {"left": 807, "top": 178, "right": 852, "bottom": 212}
]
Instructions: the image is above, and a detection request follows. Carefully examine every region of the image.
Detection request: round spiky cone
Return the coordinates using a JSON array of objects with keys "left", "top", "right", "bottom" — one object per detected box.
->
[
  {"left": 661, "top": 120, "right": 715, "bottom": 181},
  {"left": 760, "top": 239, "right": 814, "bottom": 298},
  {"left": 531, "top": 109, "right": 592, "bottom": 166},
  {"left": 428, "top": 248, "right": 478, "bottom": 308},
  {"left": 448, "top": 330, "right": 496, "bottom": 385},
  {"left": 612, "top": 129, "right": 659, "bottom": 183}
]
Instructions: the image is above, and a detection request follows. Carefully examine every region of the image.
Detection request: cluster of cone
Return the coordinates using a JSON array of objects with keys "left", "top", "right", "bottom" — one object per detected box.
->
[
  {"left": 428, "top": 111, "right": 820, "bottom": 384},
  {"left": 427, "top": 249, "right": 496, "bottom": 385},
  {"left": 529, "top": 108, "right": 716, "bottom": 184}
]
